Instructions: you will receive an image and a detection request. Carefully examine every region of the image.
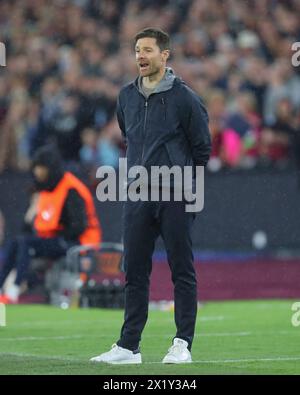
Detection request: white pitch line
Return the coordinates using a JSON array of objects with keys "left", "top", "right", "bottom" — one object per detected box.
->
[
  {"left": 1, "top": 352, "right": 300, "bottom": 366},
  {"left": 11, "top": 319, "right": 119, "bottom": 328},
  {"left": 11, "top": 316, "right": 225, "bottom": 328},
  {"left": 196, "top": 331, "right": 252, "bottom": 337},
  {"left": 0, "top": 332, "right": 260, "bottom": 341},
  {"left": 0, "top": 335, "right": 85, "bottom": 341},
  {"left": 142, "top": 332, "right": 252, "bottom": 338},
  {"left": 145, "top": 356, "right": 300, "bottom": 365},
  {"left": 0, "top": 330, "right": 298, "bottom": 342},
  {"left": 136, "top": 330, "right": 298, "bottom": 338},
  {"left": 0, "top": 352, "right": 85, "bottom": 363}
]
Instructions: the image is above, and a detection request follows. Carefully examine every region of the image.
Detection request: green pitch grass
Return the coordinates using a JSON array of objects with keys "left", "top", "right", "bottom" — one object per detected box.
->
[{"left": 0, "top": 300, "right": 299, "bottom": 375}]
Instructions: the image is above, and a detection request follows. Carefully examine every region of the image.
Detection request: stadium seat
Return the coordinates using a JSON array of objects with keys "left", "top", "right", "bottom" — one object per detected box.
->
[{"left": 29, "top": 242, "right": 124, "bottom": 308}]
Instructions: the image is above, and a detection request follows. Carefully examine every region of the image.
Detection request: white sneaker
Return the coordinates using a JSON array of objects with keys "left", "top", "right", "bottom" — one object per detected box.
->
[
  {"left": 162, "top": 338, "right": 192, "bottom": 364},
  {"left": 90, "top": 344, "right": 142, "bottom": 365}
]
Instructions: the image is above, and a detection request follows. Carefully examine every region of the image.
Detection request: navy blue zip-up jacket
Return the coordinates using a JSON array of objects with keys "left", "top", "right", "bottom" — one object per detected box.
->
[{"left": 116, "top": 68, "right": 211, "bottom": 174}]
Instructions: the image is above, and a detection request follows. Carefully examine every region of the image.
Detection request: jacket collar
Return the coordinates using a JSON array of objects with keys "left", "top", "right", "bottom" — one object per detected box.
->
[{"left": 135, "top": 67, "right": 176, "bottom": 97}]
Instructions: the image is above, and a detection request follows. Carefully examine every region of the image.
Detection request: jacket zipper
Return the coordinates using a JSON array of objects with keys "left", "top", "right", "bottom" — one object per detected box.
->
[
  {"left": 161, "top": 97, "right": 166, "bottom": 120},
  {"left": 141, "top": 99, "right": 148, "bottom": 162}
]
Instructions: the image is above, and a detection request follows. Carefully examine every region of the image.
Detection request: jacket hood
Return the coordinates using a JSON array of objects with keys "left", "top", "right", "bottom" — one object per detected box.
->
[
  {"left": 31, "top": 145, "right": 64, "bottom": 191},
  {"left": 137, "top": 67, "right": 176, "bottom": 96}
]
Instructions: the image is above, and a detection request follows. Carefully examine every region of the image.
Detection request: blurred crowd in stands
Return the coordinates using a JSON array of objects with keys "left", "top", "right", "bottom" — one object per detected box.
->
[{"left": 0, "top": 0, "right": 300, "bottom": 176}]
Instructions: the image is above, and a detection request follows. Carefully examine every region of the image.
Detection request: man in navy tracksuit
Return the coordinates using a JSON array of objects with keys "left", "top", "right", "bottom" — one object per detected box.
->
[{"left": 91, "top": 28, "right": 211, "bottom": 364}]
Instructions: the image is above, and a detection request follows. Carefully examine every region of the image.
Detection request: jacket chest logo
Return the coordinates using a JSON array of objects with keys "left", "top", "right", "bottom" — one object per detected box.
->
[{"left": 41, "top": 207, "right": 55, "bottom": 221}]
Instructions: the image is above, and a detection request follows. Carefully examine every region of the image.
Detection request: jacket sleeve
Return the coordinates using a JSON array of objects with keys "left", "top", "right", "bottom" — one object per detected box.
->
[
  {"left": 60, "top": 189, "right": 87, "bottom": 241},
  {"left": 180, "top": 89, "right": 212, "bottom": 166},
  {"left": 116, "top": 93, "right": 127, "bottom": 146}
]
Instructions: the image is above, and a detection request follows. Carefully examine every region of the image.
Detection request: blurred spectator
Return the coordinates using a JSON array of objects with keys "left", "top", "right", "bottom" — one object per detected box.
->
[
  {"left": 264, "top": 58, "right": 300, "bottom": 124},
  {"left": 0, "top": 0, "right": 300, "bottom": 174},
  {"left": 0, "top": 145, "right": 102, "bottom": 304},
  {"left": 80, "top": 121, "right": 120, "bottom": 170},
  {"left": 226, "top": 91, "right": 261, "bottom": 167},
  {"left": 260, "top": 97, "right": 297, "bottom": 164}
]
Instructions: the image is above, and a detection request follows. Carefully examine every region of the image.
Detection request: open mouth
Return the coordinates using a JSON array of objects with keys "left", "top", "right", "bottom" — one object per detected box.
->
[{"left": 139, "top": 63, "right": 149, "bottom": 71}]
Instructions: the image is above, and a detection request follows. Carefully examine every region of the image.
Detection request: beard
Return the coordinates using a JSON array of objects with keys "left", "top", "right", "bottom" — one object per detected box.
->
[{"left": 139, "top": 63, "right": 161, "bottom": 78}]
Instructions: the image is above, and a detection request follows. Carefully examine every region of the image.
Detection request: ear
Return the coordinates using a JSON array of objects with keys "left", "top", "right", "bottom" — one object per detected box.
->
[{"left": 162, "top": 49, "right": 170, "bottom": 62}]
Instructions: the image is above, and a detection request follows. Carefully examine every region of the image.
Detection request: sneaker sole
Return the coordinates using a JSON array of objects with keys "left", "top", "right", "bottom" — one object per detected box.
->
[
  {"left": 108, "top": 359, "right": 142, "bottom": 365},
  {"left": 90, "top": 357, "right": 142, "bottom": 365},
  {"left": 162, "top": 359, "right": 192, "bottom": 364}
]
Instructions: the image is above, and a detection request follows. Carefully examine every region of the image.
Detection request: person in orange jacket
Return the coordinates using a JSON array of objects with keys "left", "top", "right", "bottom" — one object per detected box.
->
[{"left": 0, "top": 145, "right": 101, "bottom": 304}]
